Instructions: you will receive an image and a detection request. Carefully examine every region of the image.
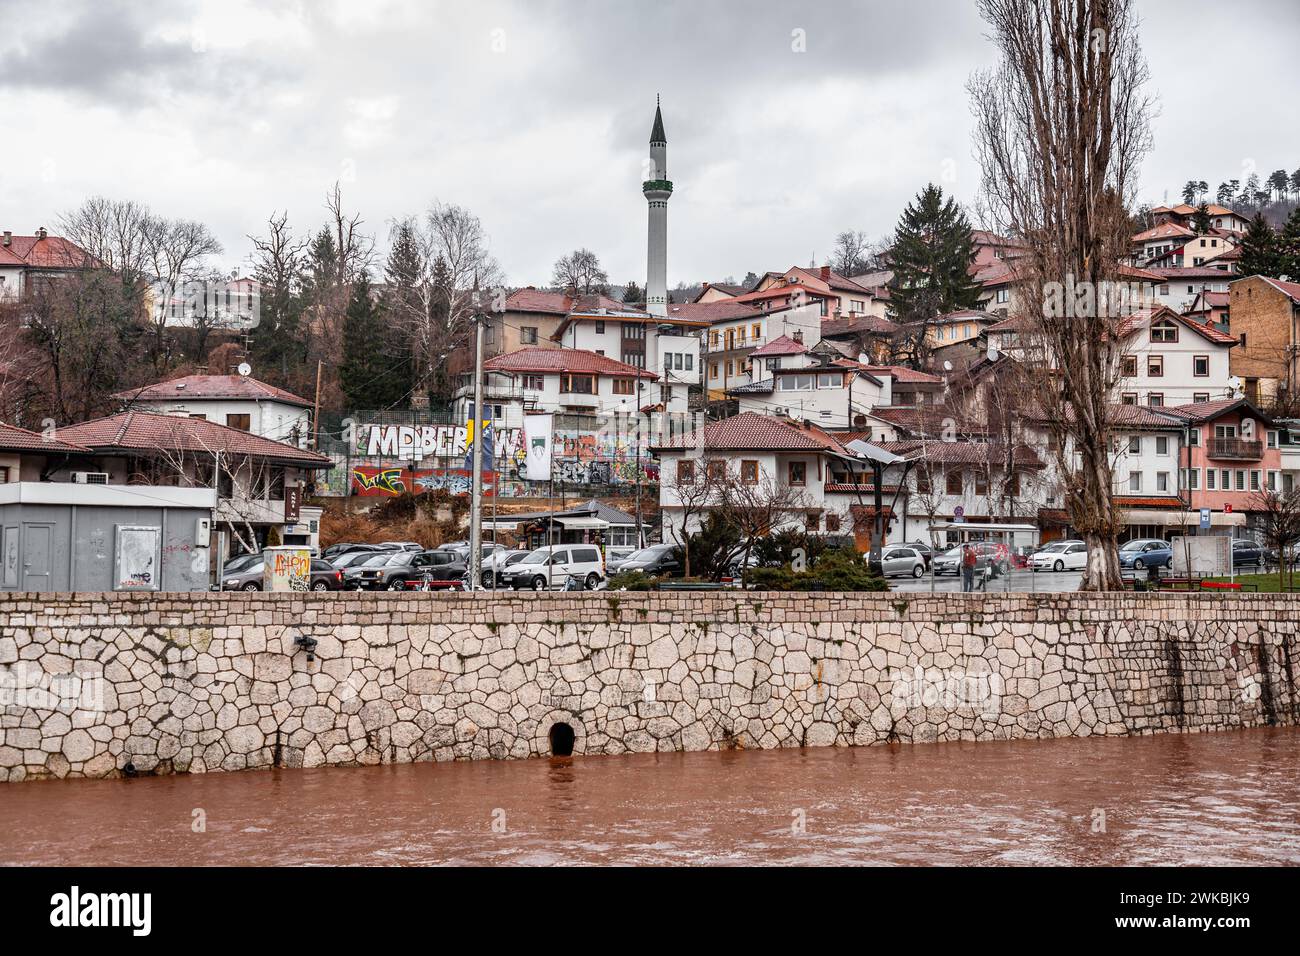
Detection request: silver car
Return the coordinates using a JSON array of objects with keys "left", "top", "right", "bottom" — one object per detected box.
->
[{"left": 881, "top": 546, "right": 926, "bottom": 578}]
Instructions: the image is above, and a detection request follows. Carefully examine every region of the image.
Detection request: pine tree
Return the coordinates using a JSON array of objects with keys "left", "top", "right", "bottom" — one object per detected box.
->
[
  {"left": 622, "top": 280, "right": 643, "bottom": 304},
  {"left": 1191, "top": 202, "right": 1211, "bottom": 234},
  {"left": 886, "top": 183, "right": 982, "bottom": 326},
  {"left": 1278, "top": 207, "right": 1300, "bottom": 281},
  {"left": 339, "top": 275, "right": 404, "bottom": 411},
  {"left": 1237, "top": 213, "right": 1282, "bottom": 278},
  {"left": 379, "top": 221, "right": 423, "bottom": 407}
]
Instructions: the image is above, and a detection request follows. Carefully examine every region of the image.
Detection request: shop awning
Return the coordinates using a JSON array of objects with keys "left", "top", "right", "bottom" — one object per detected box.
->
[
  {"left": 1135, "top": 510, "right": 1247, "bottom": 528},
  {"left": 554, "top": 516, "right": 610, "bottom": 530}
]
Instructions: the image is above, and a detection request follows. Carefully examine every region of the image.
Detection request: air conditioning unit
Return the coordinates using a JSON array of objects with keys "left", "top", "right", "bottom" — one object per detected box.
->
[{"left": 71, "top": 472, "right": 110, "bottom": 485}]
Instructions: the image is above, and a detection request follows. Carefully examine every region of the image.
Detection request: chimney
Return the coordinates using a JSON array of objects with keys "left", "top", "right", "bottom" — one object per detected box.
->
[
  {"left": 2, "top": 231, "right": 9, "bottom": 247},
  {"left": 36, "top": 226, "right": 47, "bottom": 239},
  {"left": 820, "top": 265, "right": 830, "bottom": 281},
  {"left": 793, "top": 329, "right": 804, "bottom": 344},
  {"left": 701, "top": 281, "right": 710, "bottom": 292}
]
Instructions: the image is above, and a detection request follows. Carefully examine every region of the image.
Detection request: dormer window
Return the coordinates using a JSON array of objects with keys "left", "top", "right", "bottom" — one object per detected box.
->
[{"left": 1150, "top": 319, "right": 1178, "bottom": 343}]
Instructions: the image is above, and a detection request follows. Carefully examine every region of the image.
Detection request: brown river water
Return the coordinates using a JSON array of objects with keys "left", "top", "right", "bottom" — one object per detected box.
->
[{"left": 3, "top": 728, "right": 1298, "bottom": 866}]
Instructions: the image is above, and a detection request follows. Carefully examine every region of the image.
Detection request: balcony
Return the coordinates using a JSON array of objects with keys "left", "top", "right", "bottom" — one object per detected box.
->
[
  {"left": 706, "top": 336, "right": 764, "bottom": 354},
  {"left": 1208, "top": 437, "right": 1263, "bottom": 460}
]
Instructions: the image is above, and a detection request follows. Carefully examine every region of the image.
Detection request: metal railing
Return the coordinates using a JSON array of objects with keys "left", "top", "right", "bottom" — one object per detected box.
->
[{"left": 1208, "top": 437, "right": 1263, "bottom": 460}]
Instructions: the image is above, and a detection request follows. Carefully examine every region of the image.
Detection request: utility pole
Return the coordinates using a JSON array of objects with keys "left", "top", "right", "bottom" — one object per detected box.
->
[
  {"left": 468, "top": 296, "right": 486, "bottom": 593},
  {"left": 311, "top": 359, "right": 323, "bottom": 450}
]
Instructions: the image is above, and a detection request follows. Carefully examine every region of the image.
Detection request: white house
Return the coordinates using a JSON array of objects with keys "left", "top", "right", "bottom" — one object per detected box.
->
[
  {"left": 113, "top": 374, "right": 314, "bottom": 449},
  {"left": 699, "top": 301, "right": 825, "bottom": 400},
  {"left": 0, "top": 228, "right": 95, "bottom": 302},
  {"left": 1149, "top": 267, "right": 1234, "bottom": 313},
  {"left": 464, "top": 346, "right": 663, "bottom": 426},
  {"left": 1117, "top": 306, "right": 1237, "bottom": 407}
]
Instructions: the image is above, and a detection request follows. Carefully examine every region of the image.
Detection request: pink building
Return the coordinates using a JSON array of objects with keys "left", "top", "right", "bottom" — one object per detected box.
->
[{"left": 1169, "top": 399, "right": 1283, "bottom": 515}]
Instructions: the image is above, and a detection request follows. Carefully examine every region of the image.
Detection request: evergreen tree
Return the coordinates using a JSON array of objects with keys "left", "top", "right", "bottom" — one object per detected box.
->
[
  {"left": 340, "top": 275, "right": 404, "bottom": 411},
  {"left": 379, "top": 220, "right": 423, "bottom": 407},
  {"left": 741, "top": 271, "right": 760, "bottom": 289},
  {"left": 621, "top": 280, "right": 643, "bottom": 304},
  {"left": 1278, "top": 207, "right": 1300, "bottom": 281},
  {"left": 1191, "top": 202, "right": 1212, "bottom": 234},
  {"left": 886, "top": 183, "right": 982, "bottom": 326},
  {"left": 1238, "top": 213, "right": 1282, "bottom": 278}
]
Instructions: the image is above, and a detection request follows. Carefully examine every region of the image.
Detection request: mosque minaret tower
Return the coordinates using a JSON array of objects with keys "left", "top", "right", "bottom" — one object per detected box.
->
[{"left": 643, "top": 97, "right": 671, "bottom": 317}]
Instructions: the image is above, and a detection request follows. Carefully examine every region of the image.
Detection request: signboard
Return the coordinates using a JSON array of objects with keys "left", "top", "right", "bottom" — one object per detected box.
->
[
  {"left": 1224, "top": 503, "right": 1233, "bottom": 514},
  {"left": 523, "top": 413, "right": 554, "bottom": 482},
  {"left": 262, "top": 546, "right": 311, "bottom": 592},
  {"left": 284, "top": 484, "right": 301, "bottom": 523},
  {"left": 953, "top": 505, "right": 965, "bottom": 523},
  {"left": 114, "top": 526, "right": 161, "bottom": 591},
  {"left": 1199, "top": 507, "right": 1211, "bottom": 530}
]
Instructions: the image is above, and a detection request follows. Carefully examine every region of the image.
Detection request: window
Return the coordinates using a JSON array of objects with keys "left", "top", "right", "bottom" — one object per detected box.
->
[
  {"left": 826, "top": 513, "right": 841, "bottom": 533},
  {"left": 996, "top": 288, "right": 1009, "bottom": 303},
  {"left": 1268, "top": 471, "right": 1280, "bottom": 491},
  {"left": 1221, "top": 469, "right": 1230, "bottom": 490},
  {"left": 751, "top": 323, "right": 761, "bottom": 339},
  {"left": 1150, "top": 320, "right": 1178, "bottom": 343},
  {"left": 740, "top": 460, "right": 758, "bottom": 484},
  {"left": 1250, "top": 471, "right": 1260, "bottom": 491},
  {"left": 778, "top": 374, "right": 816, "bottom": 391},
  {"left": 1193, "top": 392, "right": 1209, "bottom": 404},
  {"left": 706, "top": 460, "right": 726, "bottom": 482},
  {"left": 916, "top": 470, "right": 932, "bottom": 493},
  {"left": 560, "top": 373, "right": 595, "bottom": 394},
  {"left": 974, "top": 473, "right": 989, "bottom": 495},
  {"left": 805, "top": 512, "right": 819, "bottom": 533},
  {"left": 522, "top": 374, "right": 544, "bottom": 391},
  {"left": 226, "top": 413, "right": 251, "bottom": 431},
  {"left": 1122, "top": 355, "right": 1137, "bottom": 377},
  {"left": 1121, "top": 392, "right": 1138, "bottom": 405},
  {"left": 673, "top": 353, "right": 683, "bottom": 370},
  {"left": 1128, "top": 436, "right": 1141, "bottom": 454},
  {"left": 1147, "top": 355, "right": 1163, "bottom": 377},
  {"left": 1156, "top": 472, "right": 1169, "bottom": 492},
  {"left": 1239, "top": 333, "right": 1248, "bottom": 349},
  {"left": 1206, "top": 469, "right": 1216, "bottom": 490},
  {"left": 1187, "top": 468, "right": 1200, "bottom": 490},
  {"left": 621, "top": 351, "right": 646, "bottom": 369},
  {"left": 1215, "top": 424, "right": 1236, "bottom": 438},
  {"left": 725, "top": 360, "right": 734, "bottom": 377},
  {"left": 622, "top": 323, "right": 646, "bottom": 340},
  {"left": 1267, "top": 430, "right": 1278, "bottom": 448},
  {"left": 1187, "top": 429, "right": 1201, "bottom": 447},
  {"left": 612, "top": 378, "right": 634, "bottom": 395},
  {"left": 1129, "top": 472, "right": 1142, "bottom": 492},
  {"left": 1155, "top": 436, "right": 1169, "bottom": 455},
  {"left": 946, "top": 471, "right": 963, "bottom": 495},
  {"left": 685, "top": 354, "right": 693, "bottom": 370},
  {"left": 1193, "top": 355, "right": 1209, "bottom": 377},
  {"left": 521, "top": 326, "right": 538, "bottom": 344},
  {"left": 594, "top": 321, "right": 605, "bottom": 334},
  {"left": 1235, "top": 470, "right": 1246, "bottom": 491},
  {"left": 676, "top": 460, "right": 695, "bottom": 484},
  {"left": 709, "top": 331, "right": 720, "bottom": 348},
  {"left": 1148, "top": 393, "right": 1163, "bottom": 407},
  {"left": 189, "top": 413, "right": 207, "bottom": 421},
  {"left": 709, "top": 363, "right": 719, "bottom": 379},
  {"left": 816, "top": 372, "right": 843, "bottom": 389},
  {"left": 787, "top": 461, "right": 806, "bottom": 486}
]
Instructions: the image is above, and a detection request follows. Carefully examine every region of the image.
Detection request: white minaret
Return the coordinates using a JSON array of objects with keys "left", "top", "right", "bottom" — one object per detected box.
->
[{"left": 644, "top": 96, "right": 671, "bottom": 317}]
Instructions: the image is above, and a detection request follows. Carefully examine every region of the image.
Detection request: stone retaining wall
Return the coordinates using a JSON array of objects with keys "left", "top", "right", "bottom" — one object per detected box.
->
[{"left": 2, "top": 592, "right": 1298, "bottom": 782}]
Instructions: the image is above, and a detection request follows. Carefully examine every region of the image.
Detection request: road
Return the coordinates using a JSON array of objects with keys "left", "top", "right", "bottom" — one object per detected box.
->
[{"left": 888, "top": 567, "right": 1084, "bottom": 593}]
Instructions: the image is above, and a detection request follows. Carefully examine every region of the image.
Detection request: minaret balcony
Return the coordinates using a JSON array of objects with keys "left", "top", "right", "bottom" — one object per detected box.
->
[{"left": 642, "top": 180, "right": 673, "bottom": 195}]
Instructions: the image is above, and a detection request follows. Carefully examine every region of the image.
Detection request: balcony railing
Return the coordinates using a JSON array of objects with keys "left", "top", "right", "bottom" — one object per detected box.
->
[
  {"left": 1208, "top": 437, "right": 1263, "bottom": 460},
  {"left": 706, "top": 336, "right": 765, "bottom": 354}
]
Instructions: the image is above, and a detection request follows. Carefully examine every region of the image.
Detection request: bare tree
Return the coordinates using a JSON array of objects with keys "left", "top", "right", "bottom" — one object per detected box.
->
[
  {"left": 830, "top": 230, "right": 871, "bottom": 277},
  {"left": 969, "top": 0, "right": 1154, "bottom": 590},
  {"left": 551, "top": 248, "right": 610, "bottom": 295},
  {"left": 663, "top": 455, "right": 726, "bottom": 578},
  {"left": 1250, "top": 487, "right": 1300, "bottom": 591},
  {"left": 717, "top": 466, "right": 808, "bottom": 574}
]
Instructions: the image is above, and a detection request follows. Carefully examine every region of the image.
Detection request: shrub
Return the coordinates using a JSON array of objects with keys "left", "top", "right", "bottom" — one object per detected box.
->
[
  {"left": 745, "top": 548, "right": 887, "bottom": 592},
  {"left": 607, "top": 571, "right": 666, "bottom": 591}
]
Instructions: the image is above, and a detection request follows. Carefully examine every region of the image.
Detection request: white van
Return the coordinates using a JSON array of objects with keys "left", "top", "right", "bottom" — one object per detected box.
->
[{"left": 506, "top": 544, "right": 605, "bottom": 591}]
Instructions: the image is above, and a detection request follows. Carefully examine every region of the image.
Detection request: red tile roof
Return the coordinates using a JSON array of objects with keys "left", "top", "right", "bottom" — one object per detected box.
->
[
  {"left": 786, "top": 266, "right": 872, "bottom": 295},
  {"left": 750, "top": 334, "right": 807, "bottom": 357},
  {"left": 0, "top": 232, "right": 97, "bottom": 269},
  {"left": 1133, "top": 222, "right": 1196, "bottom": 242},
  {"left": 54, "top": 412, "right": 330, "bottom": 467},
  {"left": 1148, "top": 266, "right": 1235, "bottom": 280},
  {"left": 1254, "top": 276, "right": 1300, "bottom": 304},
  {"left": 0, "top": 421, "right": 90, "bottom": 455},
  {"left": 1108, "top": 404, "right": 1187, "bottom": 430},
  {"left": 730, "top": 284, "right": 834, "bottom": 306},
  {"left": 821, "top": 315, "right": 900, "bottom": 337},
  {"left": 880, "top": 439, "right": 1044, "bottom": 469},
  {"left": 112, "top": 374, "right": 313, "bottom": 408},
  {"left": 484, "top": 347, "right": 657, "bottom": 379},
  {"left": 860, "top": 364, "right": 944, "bottom": 384},
  {"left": 868, "top": 406, "right": 989, "bottom": 437},
  {"left": 665, "top": 300, "right": 761, "bottom": 323},
  {"left": 1117, "top": 305, "right": 1237, "bottom": 345},
  {"left": 505, "top": 288, "right": 625, "bottom": 315},
  {"left": 652, "top": 412, "right": 852, "bottom": 454}
]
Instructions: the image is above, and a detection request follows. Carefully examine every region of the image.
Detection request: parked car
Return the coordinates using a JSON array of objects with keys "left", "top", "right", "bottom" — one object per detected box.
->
[
  {"left": 1031, "top": 540, "right": 1088, "bottom": 572},
  {"left": 222, "top": 553, "right": 261, "bottom": 575},
  {"left": 507, "top": 545, "right": 605, "bottom": 591},
  {"left": 1231, "top": 538, "right": 1264, "bottom": 569},
  {"left": 480, "top": 549, "right": 532, "bottom": 588},
  {"left": 437, "top": 541, "right": 506, "bottom": 562},
  {"left": 1117, "top": 538, "right": 1172, "bottom": 572},
  {"left": 221, "top": 558, "right": 342, "bottom": 591},
  {"left": 1264, "top": 542, "right": 1300, "bottom": 567},
  {"left": 341, "top": 552, "right": 404, "bottom": 589},
  {"left": 603, "top": 546, "right": 638, "bottom": 572},
  {"left": 331, "top": 550, "right": 385, "bottom": 570},
  {"left": 881, "top": 545, "right": 926, "bottom": 578},
  {"left": 613, "top": 544, "right": 683, "bottom": 577},
  {"left": 897, "top": 541, "right": 935, "bottom": 567},
  {"left": 378, "top": 541, "right": 424, "bottom": 552},
  {"left": 932, "top": 542, "right": 1006, "bottom": 576},
  {"left": 321, "top": 542, "right": 383, "bottom": 560},
  {"left": 351, "top": 550, "right": 467, "bottom": 590}
]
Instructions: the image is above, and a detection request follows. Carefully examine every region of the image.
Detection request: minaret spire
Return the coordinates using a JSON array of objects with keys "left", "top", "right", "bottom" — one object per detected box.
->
[{"left": 644, "top": 97, "right": 672, "bottom": 316}]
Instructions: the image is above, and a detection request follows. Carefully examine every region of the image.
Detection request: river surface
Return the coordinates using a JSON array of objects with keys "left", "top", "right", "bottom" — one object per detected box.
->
[{"left": 3, "top": 728, "right": 1298, "bottom": 866}]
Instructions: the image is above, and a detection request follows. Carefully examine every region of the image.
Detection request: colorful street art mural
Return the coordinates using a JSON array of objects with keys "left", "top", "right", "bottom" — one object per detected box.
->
[{"left": 320, "top": 414, "right": 676, "bottom": 498}]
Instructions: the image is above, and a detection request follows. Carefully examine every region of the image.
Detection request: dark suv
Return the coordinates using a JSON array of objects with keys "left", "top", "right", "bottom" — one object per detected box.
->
[
  {"left": 348, "top": 550, "right": 466, "bottom": 590},
  {"left": 613, "top": 544, "right": 684, "bottom": 577}
]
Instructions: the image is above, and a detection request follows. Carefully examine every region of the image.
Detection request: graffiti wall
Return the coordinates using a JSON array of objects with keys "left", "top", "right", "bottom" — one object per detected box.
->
[{"left": 320, "top": 416, "right": 672, "bottom": 498}]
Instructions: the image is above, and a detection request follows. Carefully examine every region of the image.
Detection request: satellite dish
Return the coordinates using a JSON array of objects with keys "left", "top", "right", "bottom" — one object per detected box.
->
[
  {"left": 1228, "top": 375, "right": 1241, "bottom": 389},
  {"left": 237, "top": 362, "right": 252, "bottom": 377},
  {"left": 943, "top": 360, "right": 953, "bottom": 372},
  {"left": 986, "top": 346, "right": 1000, "bottom": 362}
]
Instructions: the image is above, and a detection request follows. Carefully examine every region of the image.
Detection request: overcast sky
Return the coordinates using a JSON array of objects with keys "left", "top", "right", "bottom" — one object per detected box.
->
[{"left": 2, "top": 0, "right": 1297, "bottom": 288}]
